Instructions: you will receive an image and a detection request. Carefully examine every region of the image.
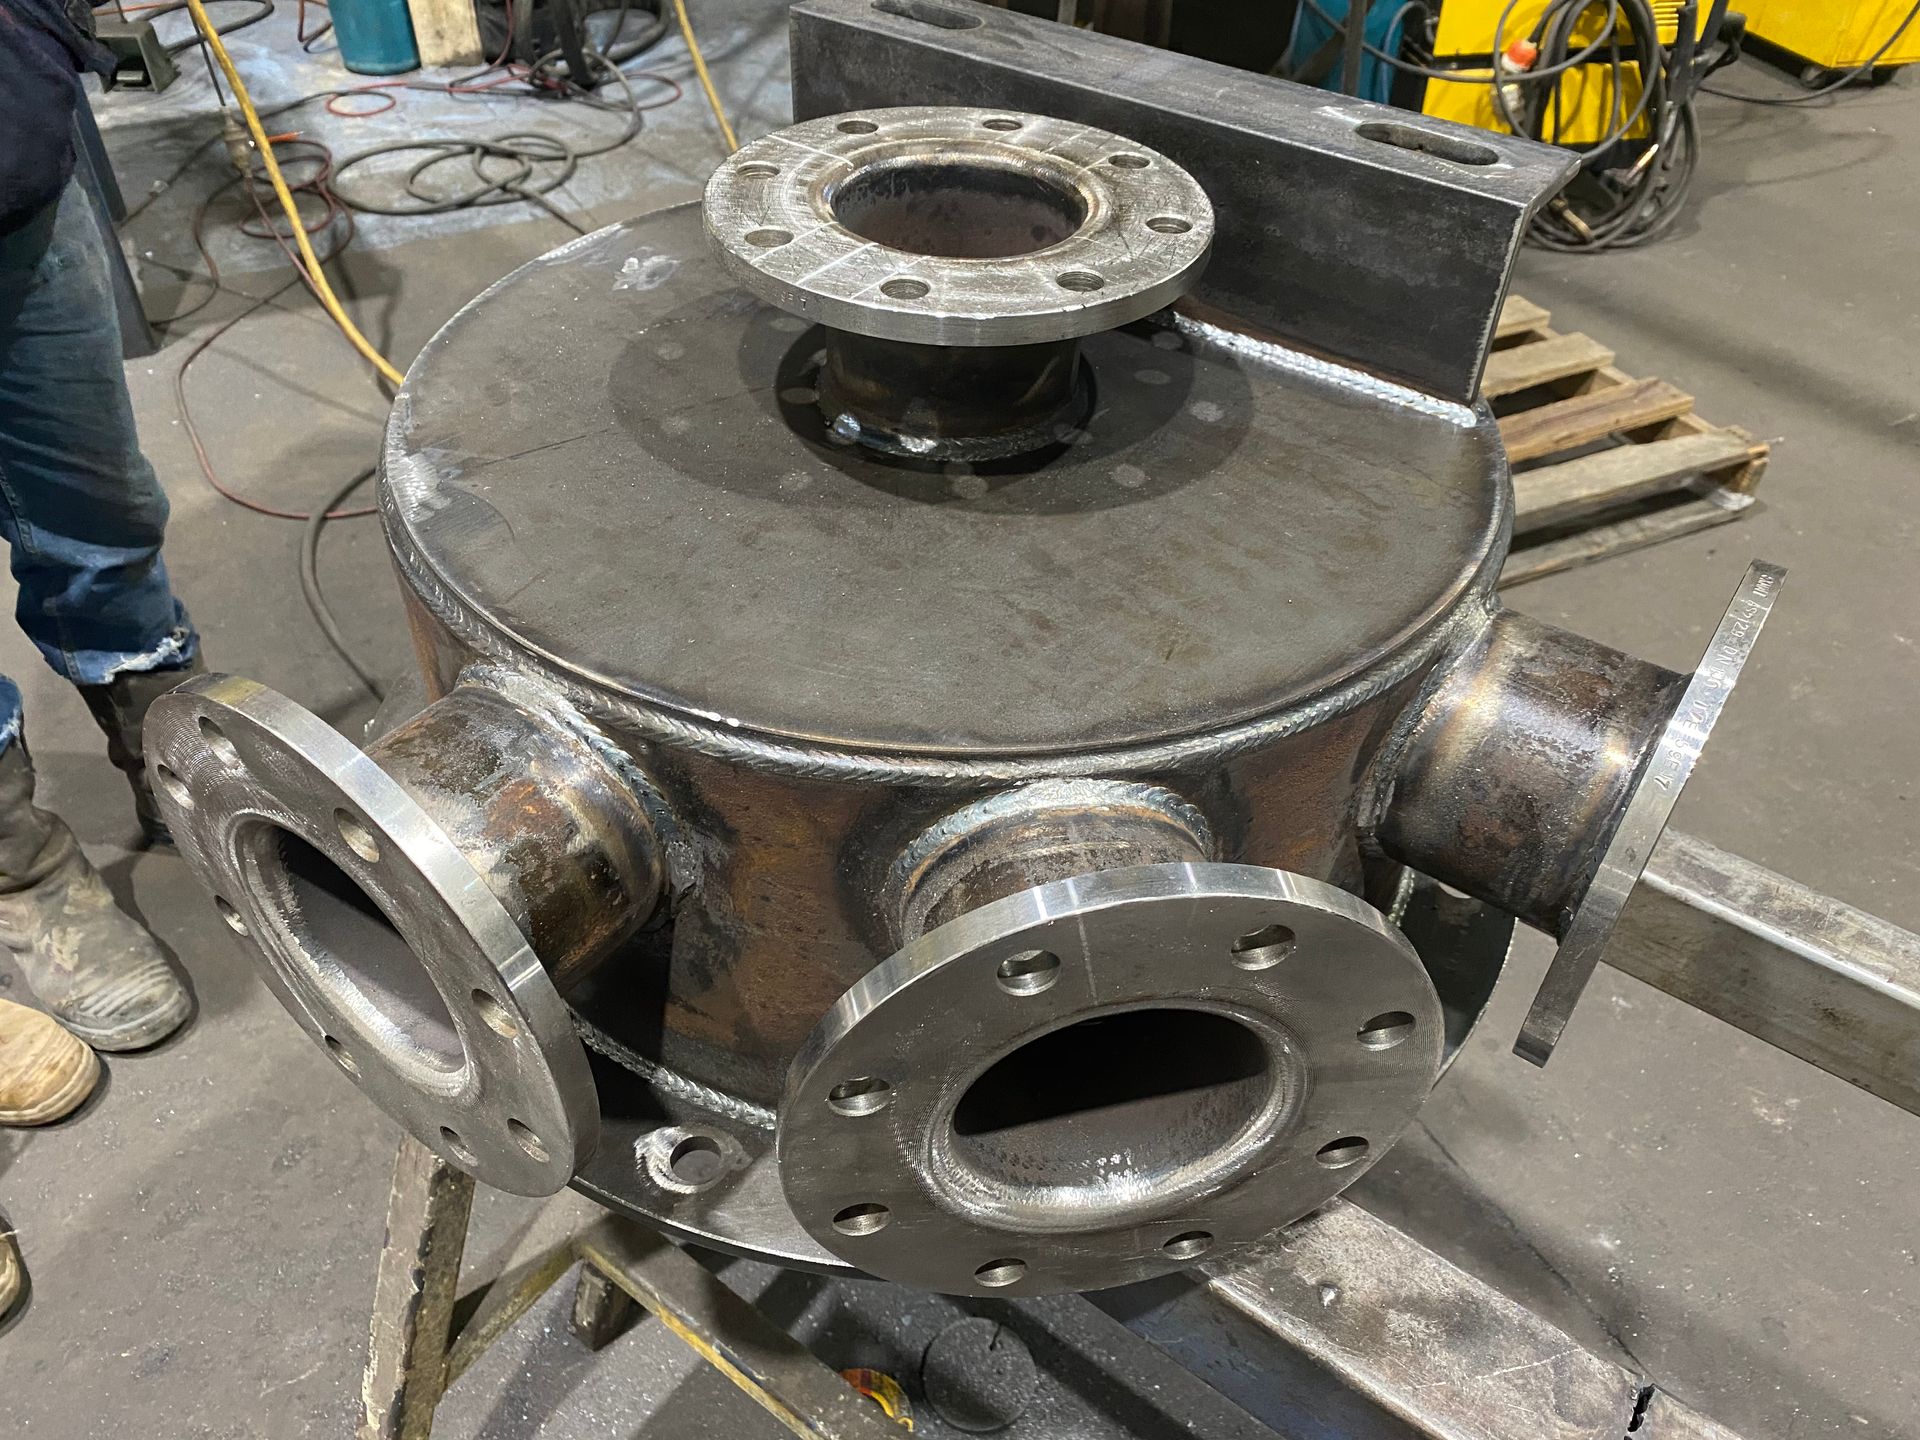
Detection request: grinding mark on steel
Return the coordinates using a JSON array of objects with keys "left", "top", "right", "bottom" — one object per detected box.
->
[
  {"left": 459, "top": 424, "right": 620, "bottom": 476},
  {"left": 1074, "top": 911, "right": 1100, "bottom": 1002},
  {"left": 771, "top": 130, "right": 859, "bottom": 172},
  {"left": 1406, "top": 1347, "right": 1577, "bottom": 1393},
  {"left": 800, "top": 238, "right": 886, "bottom": 289},
  {"left": 1413, "top": 1117, "right": 1655, "bottom": 1375},
  {"left": 1037, "top": 122, "right": 1103, "bottom": 166}
]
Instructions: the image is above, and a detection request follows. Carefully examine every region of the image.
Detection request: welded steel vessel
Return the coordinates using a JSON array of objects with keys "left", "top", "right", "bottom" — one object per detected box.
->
[{"left": 149, "top": 93, "right": 1778, "bottom": 1296}]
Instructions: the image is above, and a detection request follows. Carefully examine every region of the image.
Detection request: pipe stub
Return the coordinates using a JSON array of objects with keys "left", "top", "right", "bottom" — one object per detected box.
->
[
  {"left": 147, "top": 675, "right": 598, "bottom": 1196},
  {"left": 704, "top": 106, "right": 1214, "bottom": 347}
]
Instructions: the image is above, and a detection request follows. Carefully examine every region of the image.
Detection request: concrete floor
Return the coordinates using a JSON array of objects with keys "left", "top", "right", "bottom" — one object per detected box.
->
[{"left": 2, "top": 5, "right": 1916, "bottom": 1435}]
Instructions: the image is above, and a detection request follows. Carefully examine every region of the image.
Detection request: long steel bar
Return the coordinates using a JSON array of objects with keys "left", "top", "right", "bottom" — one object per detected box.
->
[
  {"left": 1096, "top": 1198, "right": 1742, "bottom": 1440},
  {"left": 359, "top": 1137, "right": 477, "bottom": 1440},
  {"left": 1607, "top": 828, "right": 1920, "bottom": 1116}
]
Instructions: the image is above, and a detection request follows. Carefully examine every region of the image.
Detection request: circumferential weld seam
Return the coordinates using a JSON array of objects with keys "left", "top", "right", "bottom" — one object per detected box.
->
[
  {"left": 382, "top": 486, "right": 1487, "bottom": 787},
  {"left": 450, "top": 661, "right": 702, "bottom": 905}
]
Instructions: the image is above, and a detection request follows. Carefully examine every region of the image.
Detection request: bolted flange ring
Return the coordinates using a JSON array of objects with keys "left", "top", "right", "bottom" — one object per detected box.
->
[
  {"left": 704, "top": 106, "right": 1214, "bottom": 347},
  {"left": 778, "top": 862, "right": 1443, "bottom": 1295},
  {"left": 147, "top": 675, "right": 597, "bottom": 1196}
]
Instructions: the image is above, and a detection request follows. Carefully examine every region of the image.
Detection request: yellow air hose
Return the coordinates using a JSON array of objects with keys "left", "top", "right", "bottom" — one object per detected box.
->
[{"left": 184, "top": 0, "right": 406, "bottom": 386}]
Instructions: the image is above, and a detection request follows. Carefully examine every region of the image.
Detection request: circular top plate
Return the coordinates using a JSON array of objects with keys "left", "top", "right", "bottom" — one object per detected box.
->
[
  {"left": 384, "top": 204, "right": 1508, "bottom": 758},
  {"left": 147, "top": 675, "right": 597, "bottom": 1196},
  {"left": 704, "top": 107, "right": 1213, "bottom": 347},
  {"left": 778, "top": 863, "right": 1443, "bottom": 1295}
]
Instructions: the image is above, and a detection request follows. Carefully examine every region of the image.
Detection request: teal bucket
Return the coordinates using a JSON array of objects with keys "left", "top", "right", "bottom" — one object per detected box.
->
[{"left": 330, "top": 0, "right": 421, "bottom": 75}]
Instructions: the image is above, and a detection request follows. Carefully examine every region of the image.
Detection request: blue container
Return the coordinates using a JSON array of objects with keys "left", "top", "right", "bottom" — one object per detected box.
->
[{"left": 330, "top": 0, "right": 421, "bottom": 75}]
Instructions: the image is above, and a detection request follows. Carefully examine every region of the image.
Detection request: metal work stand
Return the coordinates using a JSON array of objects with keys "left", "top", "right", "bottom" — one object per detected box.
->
[{"left": 356, "top": 1136, "right": 904, "bottom": 1439}]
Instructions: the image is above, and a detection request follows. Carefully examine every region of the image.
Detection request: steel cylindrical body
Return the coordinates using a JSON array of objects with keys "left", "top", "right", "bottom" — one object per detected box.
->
[{"left": 150, "top": 107, "right": 1762, "bottom": 1295}]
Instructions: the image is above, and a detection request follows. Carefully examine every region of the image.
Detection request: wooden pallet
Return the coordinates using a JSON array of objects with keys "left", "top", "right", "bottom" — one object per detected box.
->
[{"left": 1488, "top": 296, "right": 1769, "bottom": 586}]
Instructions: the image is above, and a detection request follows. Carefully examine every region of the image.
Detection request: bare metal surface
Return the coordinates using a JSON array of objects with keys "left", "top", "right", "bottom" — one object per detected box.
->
[
  {"left": 884, "top": 780, "right": 1216, "bottom": 944},
  {"left": 781, "top": 863, "right": 1442, "bottom": 1294},
  {"left": 144, "top": 15, "right": 1800, "bottom": 1316},
  {"left": 360, "top": 1136, "right": 476, "bottom": 1440},
  {"left": 1611, "top": 829, "right": 1920, "bottom": 1118},
  {"left": 705, "top": 107, "right": 1213, "bottom": 348},
  {"left": 1097, "top": 1198, "right": 1742, "bottom": 1440},
  {"left": 787, "top": 0, "right": 1575, "bottom": 402},
  {"left": 1376, "top": 609, "right": 1684, "bottom": 936},
  {"left": 7, "top": 4, "right": 1910, "bottom": 1432},
  {"left": 147, "top": 675, "right": 605, "bottom": 1195},
  {"left": 1518, "top": 562, "right": 1787, "bottom": 1064},
  {"left": 380, "top": 203, "right": 1508, "bottom": 761}
]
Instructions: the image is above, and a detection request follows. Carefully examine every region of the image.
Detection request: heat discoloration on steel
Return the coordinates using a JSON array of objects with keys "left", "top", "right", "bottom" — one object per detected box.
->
[
  {"left": 149, "top": 62, "right": 1777, "bottom": 1290},
  {"left": 1375, "top": 608, "right": 1685, "bottom": 936}
]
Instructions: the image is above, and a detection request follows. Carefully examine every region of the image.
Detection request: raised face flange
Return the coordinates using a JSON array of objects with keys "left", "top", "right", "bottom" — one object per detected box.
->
[
  {"left": 703, "top": 105, "right": 1215, "bottom": 348},
  {"left": 146, "top": 675, "right": 597, "bottom": 1196},
  {"left": 778, "top": 862, "right": 1444, "bottom": 1295}
]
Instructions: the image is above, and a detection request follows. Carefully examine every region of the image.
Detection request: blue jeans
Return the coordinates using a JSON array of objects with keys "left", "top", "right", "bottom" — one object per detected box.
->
[{"left": 0, "top": 179, "right": 197, "bottom": 751}]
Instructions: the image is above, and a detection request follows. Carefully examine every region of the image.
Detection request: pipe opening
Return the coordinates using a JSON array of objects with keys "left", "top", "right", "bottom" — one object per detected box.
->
[
  {"left": 251, "top": 826, "right": 464, "bottom": 1074},
  {"left": 830, "top": 157, "right": 1088, "bottom": 259},
  {"left": 949, "top": 1009, "right": 1272, "bottom": 1197}
]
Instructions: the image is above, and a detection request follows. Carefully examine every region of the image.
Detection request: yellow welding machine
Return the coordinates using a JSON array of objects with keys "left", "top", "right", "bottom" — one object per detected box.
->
[
  {"left": 1737, "top": 0, "right": 1920, "bottom": 72},
  {"left": 1417, "top": 0, "right": 1707, "bottom": 142}
]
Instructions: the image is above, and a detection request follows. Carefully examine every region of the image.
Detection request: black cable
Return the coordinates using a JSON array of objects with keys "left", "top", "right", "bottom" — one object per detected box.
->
[
  {"left": 300, "top": 465, "right": 386, "bottom": 701},
  {"left": 1701, "top": 0, "right": 1920, "bottom": 104},
  {"left": 122, "top": 33, "right": 676, "bottom": 230},
  {"left": 1289, "top": 0, "right": 1630, "bottom": 84},
  {"left": 328, "top": 53, "right": 664, "bottom": 219},
  {"left": 100, "top": 0, "right": 279, "bottom": 55},
  {"left": 1290, "top": 0, "right": 1690, "bottom": 251},
  {"left": 1490, "top": 0, "right": 1693, "bottom": 251}
]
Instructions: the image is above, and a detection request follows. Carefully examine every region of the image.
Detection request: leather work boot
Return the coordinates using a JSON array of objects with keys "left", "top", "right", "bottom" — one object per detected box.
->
[
  {"left": 79, "top": 654, "right": 206, "bottom": 846},
  {"left": 0, "top": 996, "right": 100, "bottom": 1126},
  {"left": 1, "top": 1210, "right": 20, "bottom": 1321},
  {"left": 0, "top": 738, "right": 190, "bottom": 1051}
]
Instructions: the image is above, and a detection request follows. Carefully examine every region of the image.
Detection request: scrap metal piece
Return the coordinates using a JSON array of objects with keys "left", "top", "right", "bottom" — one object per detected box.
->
[
  {"left": 1611, "top": 828, "right": 1920, "bottom": 1118},
  {"left": 1517, "top": 562, "right": 1786, "bottom": 1065},
  {"left": 1096, "top": 1198, "right": 1744, "bottom": 1440},
  {"left": 780, "top": 862, "right": 1443, "bottom": 1295},
  {"left": 788, "top": 0, "right": 1576, "bottom": 401}
]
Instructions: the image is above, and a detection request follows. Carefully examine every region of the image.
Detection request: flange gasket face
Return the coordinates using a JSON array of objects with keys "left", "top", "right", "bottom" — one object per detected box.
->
[
  {"left": 147, "top": 675, "right": 596, "bottom": 1196},
  {"left": 779, "top": 862, "right": 1442, "bottom": 1295},
  {"left": 703, "top": 106, "right": 1214, "bottom": 347}
]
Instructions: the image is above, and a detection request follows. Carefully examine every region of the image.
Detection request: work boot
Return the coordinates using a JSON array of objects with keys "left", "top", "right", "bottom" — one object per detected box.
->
[
  {"left": 79, "top": 654, "right": 206, "bottom": 847},
  {"left": 0, "top": 1211, "right": 19, "bottom": 1321},
  {"left": 0, "top": 738, "right": 190, "bottom": 1051},
  {"left": 0, "top": 996, "right": 100, "bottom": 1126}
]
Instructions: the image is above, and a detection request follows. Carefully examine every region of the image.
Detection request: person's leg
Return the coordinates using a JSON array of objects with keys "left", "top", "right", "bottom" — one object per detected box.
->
[{"left": 0, "top": 180, "right": 203, "bottom": 843}]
